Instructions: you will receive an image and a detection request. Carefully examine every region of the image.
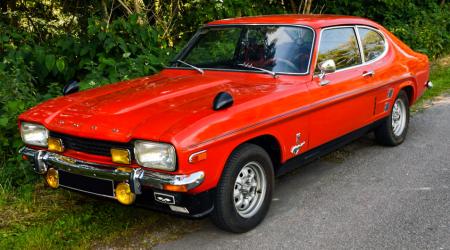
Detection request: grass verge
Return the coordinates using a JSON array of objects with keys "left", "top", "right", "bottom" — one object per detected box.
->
[
  {"left": 412, "top": 56, "right": 450, "bottom": 111},
  {"left": 0, "top": 181, "right": 202, "bottom": 249}
]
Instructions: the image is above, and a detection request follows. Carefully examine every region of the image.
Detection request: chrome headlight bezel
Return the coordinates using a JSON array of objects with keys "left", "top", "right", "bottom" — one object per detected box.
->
[
  {"left": 20, "top": 122, "right": 49, "bottom": 147},
  {"left": 134, "top": 140, "right": 177, "bottom": 171}
]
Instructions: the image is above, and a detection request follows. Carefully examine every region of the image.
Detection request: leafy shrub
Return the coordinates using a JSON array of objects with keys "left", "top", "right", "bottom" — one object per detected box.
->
[
  {"left": 317, "top": 0, "right": 450, "bottom": 58},
  {"left": 0, "top": 15, "right": 172, "bottom": 187}
]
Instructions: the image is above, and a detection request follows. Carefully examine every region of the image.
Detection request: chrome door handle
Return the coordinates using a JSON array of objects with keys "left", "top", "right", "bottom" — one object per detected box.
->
[
  {"left": 319, "top": 80, "right": 330, "bottom": 86},
  {"left": 362, "top": 70, "right": 375, "bottom": 77}
]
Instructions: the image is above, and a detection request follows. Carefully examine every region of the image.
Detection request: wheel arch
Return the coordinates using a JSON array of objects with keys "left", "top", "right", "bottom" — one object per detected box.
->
[
  {"left": 398, "top": 82, "right": 415, "bottom": 106},
  {"left": 241, "top": 134, "right": 282, "bottom": 170}
]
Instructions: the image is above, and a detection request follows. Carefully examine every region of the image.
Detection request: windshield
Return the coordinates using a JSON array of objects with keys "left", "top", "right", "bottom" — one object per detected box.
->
[{"left": 173, "top": 25, "right": 314, "bottom": 74}]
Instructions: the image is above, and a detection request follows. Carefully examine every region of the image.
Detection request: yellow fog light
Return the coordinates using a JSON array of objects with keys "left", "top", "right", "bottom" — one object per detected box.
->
[
  {"left": 45, "top": 168, "right": 59, "bottom": 189},
  {"left": 115, "top": 182, "right": 136, "bottom": 205},
  {"left": 111, "top": 148, "right": 131, "bottom": 164},
  {"left": 48, "top": 137, "right": 64, "bottom": 152}
]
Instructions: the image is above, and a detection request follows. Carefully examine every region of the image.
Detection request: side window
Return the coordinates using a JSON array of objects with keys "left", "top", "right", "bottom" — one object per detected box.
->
[
  {"left": 358, "top": 28, "right": 386, "bottom": 61},
  {"left": 316, "top": 27, "right": 362, "bottom": 72}
]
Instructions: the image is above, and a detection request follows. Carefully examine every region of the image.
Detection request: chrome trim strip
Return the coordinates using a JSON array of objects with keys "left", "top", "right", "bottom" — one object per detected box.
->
[
  {"left": 354, "top": 26, "right": 365, "bottom": 63},
  {"left": 19, "top": 147, "right": 205, "bottom": 193},
  {"left": 170, "top": 23, "right": 316, "bottom": 76}
]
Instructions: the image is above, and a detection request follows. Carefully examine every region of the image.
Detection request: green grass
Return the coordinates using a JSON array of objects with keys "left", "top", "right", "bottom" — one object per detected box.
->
[
  {"left": 0, "top": 182, "right": 201, "bottom": 249},
  {"left": 412, "top": 60, "right": 450, "bottom": 111},
  {"left": 1, "top": 58, "right": 449, "bottom": 249}
]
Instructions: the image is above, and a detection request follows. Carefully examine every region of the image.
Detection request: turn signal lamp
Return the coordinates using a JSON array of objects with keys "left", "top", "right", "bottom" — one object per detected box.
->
[
  {"left": 115, "top": 182, "right": 136, "bottom": 205},
  {"left": 45, "top": 168, "right": 59, "bottom": 189},
  {"left": 163, "top": 184, "right": 188, "bottom": 192},
  {"left": 48, "top": 137, "right": 64, "bottom": 152},
  {"left": 188, "top": 150, "right": 207, "bottom": 164},
  {"left": 111, "top": 148, "right": 131, "bottom": 164}
]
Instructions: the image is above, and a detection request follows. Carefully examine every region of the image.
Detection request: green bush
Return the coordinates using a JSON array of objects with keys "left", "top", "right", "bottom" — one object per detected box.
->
[
  {"left": 317, "top": 0, "right": 450, "bottom": 58},
  {"left": 0, "top": 16, "right": 172, "bottom": 187}
]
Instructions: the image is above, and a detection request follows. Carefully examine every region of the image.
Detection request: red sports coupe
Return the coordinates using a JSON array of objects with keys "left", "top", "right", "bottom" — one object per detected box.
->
[{"left": 18, "top": 15, "right": 431, "bottom": 232}]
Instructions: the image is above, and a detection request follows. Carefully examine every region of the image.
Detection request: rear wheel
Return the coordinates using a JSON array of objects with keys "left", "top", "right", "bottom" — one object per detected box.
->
[
  {"left": 211, "top": 143, "right": 274, "bottom": 233},
  {"left": 375, "top": 90, "right": 410, "bottom": 146}
]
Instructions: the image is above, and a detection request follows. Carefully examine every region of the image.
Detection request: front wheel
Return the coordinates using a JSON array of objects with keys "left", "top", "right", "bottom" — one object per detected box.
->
[
  {"left": 211, "top": 143, "right": 274, "bottom": 233},
  {"left": 375, "top": 90, "right": 410, "bottom": 146}
]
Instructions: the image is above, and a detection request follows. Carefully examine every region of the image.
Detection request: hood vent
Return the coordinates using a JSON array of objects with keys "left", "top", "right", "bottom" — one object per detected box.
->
[{"left": 213, "top": 92, "right": 233, "bottom": 111}]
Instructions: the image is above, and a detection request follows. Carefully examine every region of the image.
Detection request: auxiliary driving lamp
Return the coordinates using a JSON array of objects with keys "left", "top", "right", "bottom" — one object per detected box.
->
[
  {"left": 111, "top": 148, "right": 131, "bottom": 164},
  {"left": 115, "top": 182, "right": 136, "bottom": 205},
  {"left": 45, "top": 168, "right": 59, "bottom": 189},
  {"left": 48, "top": 137, "right": 64, "bottom": 152}
]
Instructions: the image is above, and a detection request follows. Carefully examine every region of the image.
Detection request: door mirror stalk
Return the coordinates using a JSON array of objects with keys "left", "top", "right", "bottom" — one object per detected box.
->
[{"left": 317, "top": 59, "right": 336, "bottom": 86}]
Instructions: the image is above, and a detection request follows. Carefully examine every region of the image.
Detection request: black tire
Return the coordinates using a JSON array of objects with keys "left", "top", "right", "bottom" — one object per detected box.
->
[
  {"left": 211, "top": 143, "right": 274, "bottom": 233},
  {"left": 375, "top": 90, "right": 410, "bottom": 146}
]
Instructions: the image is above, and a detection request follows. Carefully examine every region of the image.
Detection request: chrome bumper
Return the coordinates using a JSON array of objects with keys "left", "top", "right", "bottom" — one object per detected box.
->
[{"left": 19, "top": 147, "right": 204, "bottom": 194}]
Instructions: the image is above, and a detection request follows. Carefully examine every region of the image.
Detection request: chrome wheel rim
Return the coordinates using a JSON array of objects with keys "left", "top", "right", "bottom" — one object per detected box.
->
[
  {"left": 391, "top": 98, "right": 407, "bottom": 137},
  {"left": 233, "top": 161, "right": 267, "bottom": 218}
]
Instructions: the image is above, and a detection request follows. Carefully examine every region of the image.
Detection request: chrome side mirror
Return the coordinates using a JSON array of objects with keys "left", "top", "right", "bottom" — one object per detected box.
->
[{"left": 318, "top": 59, "right": 336, "bottom": 79}]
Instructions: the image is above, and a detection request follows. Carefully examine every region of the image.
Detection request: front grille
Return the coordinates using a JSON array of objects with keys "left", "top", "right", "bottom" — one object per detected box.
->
[{"left": 49, "top": 131, "right": 133, "bottom": 158}]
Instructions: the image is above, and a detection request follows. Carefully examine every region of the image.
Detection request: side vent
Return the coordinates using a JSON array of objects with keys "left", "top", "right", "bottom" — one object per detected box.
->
[{"left": 213, "top": 92, "right": 233, "bottom": 111}]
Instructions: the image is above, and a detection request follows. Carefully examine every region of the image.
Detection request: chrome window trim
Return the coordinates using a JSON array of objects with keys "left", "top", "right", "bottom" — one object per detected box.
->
[
  {"left": 313, "top": 25, "right": 389, "bottom": 77},
  {"left": 168, "top": 23, "right": 316, "bottom": 76},
  {"left": 354, "top": 26, "right": 365, "bottom": 63}
]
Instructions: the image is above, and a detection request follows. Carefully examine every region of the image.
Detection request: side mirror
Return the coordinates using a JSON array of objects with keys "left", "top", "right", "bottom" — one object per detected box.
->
[
  {"left": 318, "top": 59, "right": 336, "bottom": 79},
  {"left": 62, "top": 80, "right": 79, "bottom": 96}
]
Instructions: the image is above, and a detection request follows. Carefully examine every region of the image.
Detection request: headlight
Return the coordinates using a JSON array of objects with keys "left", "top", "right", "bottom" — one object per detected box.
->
[
  {"left": 20, "top": 122, "right": 49, "bottom": 147},
  {"left": 134, "top": 140, "right": 176, "bottom": 171}
]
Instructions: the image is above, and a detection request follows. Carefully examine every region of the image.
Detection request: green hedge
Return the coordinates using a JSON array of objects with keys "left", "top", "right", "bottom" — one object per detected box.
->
[{"left": 0, "top": 16, "right": 173, "bottom": 187}]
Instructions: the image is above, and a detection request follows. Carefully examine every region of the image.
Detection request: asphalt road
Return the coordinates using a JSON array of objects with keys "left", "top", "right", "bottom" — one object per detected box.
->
[{"left": 156, "top": 96, "right": 450, "bottom": 250}]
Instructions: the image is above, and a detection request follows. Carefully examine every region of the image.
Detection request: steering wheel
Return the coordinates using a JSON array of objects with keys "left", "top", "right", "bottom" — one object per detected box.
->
[{"left": 276, "top": 58, "right": 301, "bottom": 73}]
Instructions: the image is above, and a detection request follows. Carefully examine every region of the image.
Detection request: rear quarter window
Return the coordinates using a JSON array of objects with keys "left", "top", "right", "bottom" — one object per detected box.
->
[{"left": 357, "top": 27, "right": 386, "bottom": 62}]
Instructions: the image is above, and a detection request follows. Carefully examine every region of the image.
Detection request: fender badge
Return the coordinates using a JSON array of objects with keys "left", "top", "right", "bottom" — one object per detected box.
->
[{"left": 291, "top": 133, "right": 305, "bottom": 155}]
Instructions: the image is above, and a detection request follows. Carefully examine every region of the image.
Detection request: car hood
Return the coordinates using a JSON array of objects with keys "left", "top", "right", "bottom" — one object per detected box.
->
[{"left": 20, "top": 70, "right": 280, "bottom": 143}]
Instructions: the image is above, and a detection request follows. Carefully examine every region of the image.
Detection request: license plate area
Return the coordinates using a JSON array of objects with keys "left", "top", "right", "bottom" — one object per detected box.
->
[{"left": 59, "top": 170, "right": 115, "bottom": 198}]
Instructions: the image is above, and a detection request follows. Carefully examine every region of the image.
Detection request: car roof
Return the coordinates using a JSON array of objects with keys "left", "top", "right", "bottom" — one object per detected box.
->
[{"left": 207, "top": 14, "right": 381, "bottom": 29}]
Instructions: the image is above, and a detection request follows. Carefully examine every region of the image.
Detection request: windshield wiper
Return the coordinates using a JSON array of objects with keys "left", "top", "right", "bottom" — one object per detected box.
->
[
  {"left": 238, "top": 62, "right": 277, "bottom": 78},
  {"left": 176, "top": 60, "right": 204, "bottom": 74}
]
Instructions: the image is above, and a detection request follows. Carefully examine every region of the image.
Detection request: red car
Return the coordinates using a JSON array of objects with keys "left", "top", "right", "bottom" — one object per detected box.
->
[{"left": 18, "top": 15, "right": 431, "bottom": 233}]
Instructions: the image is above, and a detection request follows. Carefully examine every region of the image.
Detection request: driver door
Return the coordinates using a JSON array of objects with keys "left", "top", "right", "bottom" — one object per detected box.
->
[{"left": 307, "top": 26, "right": 374, "bottom": 149}]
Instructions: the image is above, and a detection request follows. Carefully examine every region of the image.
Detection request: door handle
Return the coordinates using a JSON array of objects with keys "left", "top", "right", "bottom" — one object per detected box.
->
[
  {"left": 362, "top": 70, "right": 375, "bottom": 77},
  {"left": 319, "top": 79, "right": 330, "bottom": 86}
]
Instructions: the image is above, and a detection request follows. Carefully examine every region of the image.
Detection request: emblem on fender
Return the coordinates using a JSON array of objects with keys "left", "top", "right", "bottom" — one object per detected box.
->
[{"left": 291, "top": 132, "right": 306, "bottom": 155}]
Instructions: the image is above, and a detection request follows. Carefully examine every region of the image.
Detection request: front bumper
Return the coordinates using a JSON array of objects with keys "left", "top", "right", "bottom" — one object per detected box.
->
[{"left": 19, "top": 147, "right": 213, "bottom": 217}]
